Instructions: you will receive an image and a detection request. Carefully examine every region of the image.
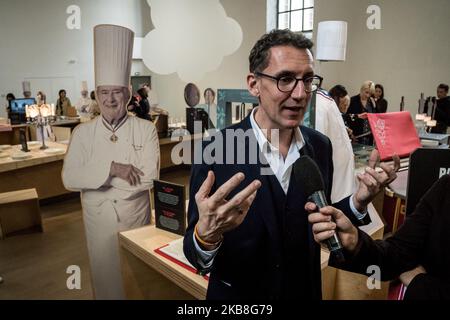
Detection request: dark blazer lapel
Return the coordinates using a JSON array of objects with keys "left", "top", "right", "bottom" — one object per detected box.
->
[
  {"left": 299, "top": 126, "right": 322, "bottom": 297},
  {"left": 299, "top": 126, "right": 316, "bottom": 160}
]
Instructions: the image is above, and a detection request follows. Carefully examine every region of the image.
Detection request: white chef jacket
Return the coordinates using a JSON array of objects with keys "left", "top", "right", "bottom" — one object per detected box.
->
[
  {"left": 62, "top": 115, "right": 160, "bottom": 299},
  {"left": 75, "top": 97, "right": 92, "bottom": 116},
  {"left": 315, "top": 90, "right": 356, "bottom": 202}
]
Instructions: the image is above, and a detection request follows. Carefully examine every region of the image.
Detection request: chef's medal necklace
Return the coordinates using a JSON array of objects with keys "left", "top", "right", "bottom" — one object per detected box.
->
[
  {"left": 110, "top": 133, "right": 118, "bottom": 143},
  {"left": 102, "top": 116, "right": 128, "bottom": 143}
]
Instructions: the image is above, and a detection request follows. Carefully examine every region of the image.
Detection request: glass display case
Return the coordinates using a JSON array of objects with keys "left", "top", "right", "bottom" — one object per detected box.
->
[{"left": 353, "top": 143, "right": 375, "bottom": 168}]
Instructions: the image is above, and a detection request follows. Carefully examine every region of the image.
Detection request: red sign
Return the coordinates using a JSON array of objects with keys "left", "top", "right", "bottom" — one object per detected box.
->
[{"left": 367, "top": 112, "right": 421, "bottom": 161}]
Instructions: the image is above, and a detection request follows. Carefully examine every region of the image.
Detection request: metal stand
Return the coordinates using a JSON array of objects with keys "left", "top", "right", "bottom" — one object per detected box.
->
[
  {"left": 27, "top": 114, "right": 55, "bottom": 150},
  {"left": 39, "top": 123, "right": 48, "bottom": 150}
]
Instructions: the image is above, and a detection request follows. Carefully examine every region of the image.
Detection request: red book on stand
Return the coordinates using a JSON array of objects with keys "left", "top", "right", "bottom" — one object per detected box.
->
[
  {"left": 154, "top": 239, "right": 209, "bottom": 281},
  {"left": 367, "top": 112, "right": 421, "bottom": 161}
]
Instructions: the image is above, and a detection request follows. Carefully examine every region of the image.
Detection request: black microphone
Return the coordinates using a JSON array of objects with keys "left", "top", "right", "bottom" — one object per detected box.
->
[{"left": 294, "top": 155, "right": 345, "bottom": 263}]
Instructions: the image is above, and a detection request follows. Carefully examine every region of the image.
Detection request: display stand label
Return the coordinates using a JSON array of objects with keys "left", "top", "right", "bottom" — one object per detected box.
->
[{"left": 154, "top": 180, "right": 186, "bottom": 236}]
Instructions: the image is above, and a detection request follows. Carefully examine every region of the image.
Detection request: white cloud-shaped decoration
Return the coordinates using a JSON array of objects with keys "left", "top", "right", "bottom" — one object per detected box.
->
[{"left": 142, "top": 0, "right": 243, "bottom": 82}]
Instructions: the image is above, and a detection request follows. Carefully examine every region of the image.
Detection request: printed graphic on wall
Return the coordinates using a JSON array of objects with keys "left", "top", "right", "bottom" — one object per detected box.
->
[{"left": 142, "top": 0, "right": 243, "bottom": 82}]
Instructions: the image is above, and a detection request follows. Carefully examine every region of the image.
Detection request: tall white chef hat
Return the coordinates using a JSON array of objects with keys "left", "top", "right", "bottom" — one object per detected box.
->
[
  {"left": 94, "top": 24, "right": 134, "bottom": 88},
  {"left": 81, "top": 81, "right": 88, "bottom": 92},
  {"left": 22, "top": 81, "right": 31, "bottom": 92}
]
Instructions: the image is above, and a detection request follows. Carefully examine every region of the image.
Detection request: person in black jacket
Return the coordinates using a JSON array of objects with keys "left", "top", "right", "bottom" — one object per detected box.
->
[
  {"left": 432, "top": 83, "right": 450, "bottom": 134},
  {"left": 183, "top": 29, "right": 399, "bottom": 300},
  {"left": 329, "top": 84, "right": 354, "bottom": 141},
  {"left": 5, "top": 93, "right": 15, "bottom": 116},
  {"left": 134, "top": 88, "right": 151, "bottom": 121},
  {"left": 347, "top": 81, "right": 377, "bottom": 145},
  {"left": 374, "top": 84, "right": 388, "bottom": 113},
  {"left": 308, "top": 174, "right": 450, "bottom": 300}
]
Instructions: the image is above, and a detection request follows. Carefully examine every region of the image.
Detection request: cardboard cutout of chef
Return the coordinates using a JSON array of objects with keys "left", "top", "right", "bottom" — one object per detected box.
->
[{"left": 62, "top": 25, "right": 160, "bottom": 300}]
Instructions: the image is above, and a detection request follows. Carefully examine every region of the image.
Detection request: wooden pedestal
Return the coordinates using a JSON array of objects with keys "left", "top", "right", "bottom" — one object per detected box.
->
[{"left": 0, "top": 189, "right": 42, "bottom": 239}]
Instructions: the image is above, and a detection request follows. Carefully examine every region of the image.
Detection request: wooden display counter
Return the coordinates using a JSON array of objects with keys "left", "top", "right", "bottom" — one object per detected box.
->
[
  {"left": 331, "top": 204, "right": 388, "bottom": 300},
  {"left": 159, "top": 133, "right": 203, "bottom": 171},
  {"left": 0, "top": 129, "right": 201, "bottom": 198},
  {"left": 0, "top": 124, "right": 31, "bottom": 145},
  {"left": 51, "top": 119, "right": 81, "bottom": 131},
  {"left": 0, "top": 120, "right": 80, "bottom": 146},
  {"left": 119, "top": 204, "right": 386, "bottom": 300},
  {"left": 0, "top": 188, "right": 42, "bottom": 239},
  {"left": 120, "top": 225, "right": 204, "bottom": 300},
  {"left": 0, "top": 142, "right": 69, "bottom": 200}
]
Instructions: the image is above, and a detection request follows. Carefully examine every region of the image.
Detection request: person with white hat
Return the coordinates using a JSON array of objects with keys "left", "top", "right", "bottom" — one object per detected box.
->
[
  {"left": 62, "top": 24, "right": 160, "bottom": 300},
  {"left": 22, "top": 81, "right": 32, "bottom": 99},
  {"left": 88, "top": 90, "right": 101, "bottom": 118},
  {"left": 75, "top": 81, "right": 92, "bottom": 117}
]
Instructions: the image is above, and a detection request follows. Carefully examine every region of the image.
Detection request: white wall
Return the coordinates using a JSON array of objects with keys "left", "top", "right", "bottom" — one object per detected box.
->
[
  {"left": 0, "top": 0, "right": 266, "bottom": 120},
  {"left": 0, "top": 0, "right": 152, "bottom": 118},
  {"left": 150, "top": 0, "right": 266, "bottom": 119},
  {"left": 3, "top": 0, "right": 449, "bottom": 119},
  {"left": 314, "top": 0, "right": 450, "bottom": 114}
]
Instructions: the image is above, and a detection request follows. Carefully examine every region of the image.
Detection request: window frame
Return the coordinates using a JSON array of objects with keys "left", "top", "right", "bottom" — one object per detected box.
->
[{"left": 276, "top": 0, "right": 314, "bottom": 33}]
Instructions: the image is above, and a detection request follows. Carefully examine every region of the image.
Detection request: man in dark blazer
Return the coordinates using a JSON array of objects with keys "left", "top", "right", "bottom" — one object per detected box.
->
[
  {"left": 432, "top": 83, "right": 450, "bottom": 134},
  {"left": 310, "top": 174, "right": 450, "bottom": 299},
  {"left": 183, "top": 29, "right": 399, "bottom": 300}
]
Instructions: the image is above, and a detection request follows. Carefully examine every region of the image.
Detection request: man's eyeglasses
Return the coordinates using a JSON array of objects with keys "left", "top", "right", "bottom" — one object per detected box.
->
[{"left": 255, "top": 72, "right": 323, "bottom": 93}]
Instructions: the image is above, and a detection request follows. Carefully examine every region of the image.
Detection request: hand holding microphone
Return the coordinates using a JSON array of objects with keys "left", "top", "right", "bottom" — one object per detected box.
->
[
  {"left": 305, "top": 203, "right": 359, "bottom": 256},
  {"left": 294, "top": 156, "right": 358, "bottom": 262}
]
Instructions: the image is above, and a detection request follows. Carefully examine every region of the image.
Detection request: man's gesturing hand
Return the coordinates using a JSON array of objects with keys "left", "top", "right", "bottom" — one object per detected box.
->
[
  {"left": 353, "top": 149, "right": 400, "bottom": 211},
  {"left": 110, "top": 161, "right": 144, "bottom": 186},
  {"left": 195, "top": 171, "right": 262, "bottom": 249}
]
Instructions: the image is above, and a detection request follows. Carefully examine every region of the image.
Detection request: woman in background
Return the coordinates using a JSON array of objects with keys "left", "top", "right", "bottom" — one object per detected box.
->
[
  {"left": 329, "top": 84, "right": 351, "bottom": 114},
  {"left": 329, "top": 85, "right": 354, "bottom": 141},
  {"left": 88, "top": 91, "right": 101, "bottom": 118},
  {"left": 347, "top": 81, "right": 377, "bottom": 145},
  {"left": 5, "top": 93, "right": 15, "bottom": 116},
  {"left": 198, "top": 88, "right": 217, "bottom": 128},
  {"left": 55, "top": 89, "right": 72, "bottom": 116},
  {"left": 374, "top": 84, "right": 388, "bottom": 113},
  {"left": 134, "top": 88, "right": 151, "bottom": 121}
]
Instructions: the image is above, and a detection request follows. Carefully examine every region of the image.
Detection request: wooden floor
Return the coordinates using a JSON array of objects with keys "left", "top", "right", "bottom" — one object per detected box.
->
[{"left": 0, "top": 169, "right": 191, "bottom": 300}]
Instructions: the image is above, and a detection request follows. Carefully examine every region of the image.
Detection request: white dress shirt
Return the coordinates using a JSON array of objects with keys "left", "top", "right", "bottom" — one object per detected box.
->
[
  {"left": 75, "top": 97, "right": 92, "bottom": 115},
  {"left": 250, "top": 107, "right": 305, "bottom": 193}
]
